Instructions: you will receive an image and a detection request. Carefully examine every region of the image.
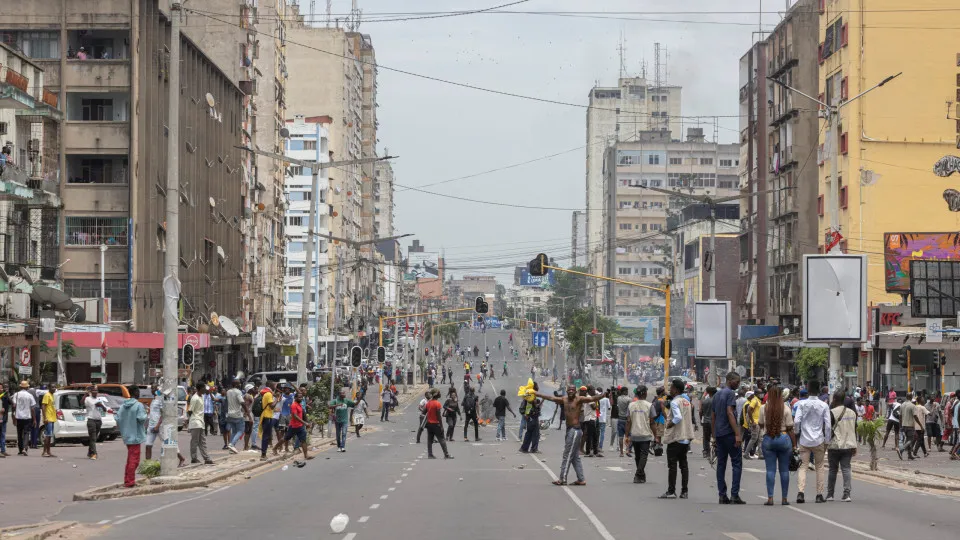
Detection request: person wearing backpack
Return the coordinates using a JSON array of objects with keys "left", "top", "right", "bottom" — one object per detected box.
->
[
  {"left": 462, "top": 387, "right": 481, "bottom": 441},
  {"left": 826, "top": 389, "right": 857, "bottom": 502}
]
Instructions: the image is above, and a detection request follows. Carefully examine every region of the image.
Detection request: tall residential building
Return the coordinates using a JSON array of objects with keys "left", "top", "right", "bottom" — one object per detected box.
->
[
  {"left": 286, "top": 17, "right": 369, "bottom": 335},
  {"left": 184, "top": 0, "right": 289, "bottom": 337},
  {"left": 585, "top": 76, "right": 682, "bottom": 311},
  {"left": 603, "top": 129, "right": 739, "bottom": 326},
  {"left": 374, "top": 160, "right": 395, "bottom": 240},
  {"left": 738, "top": 0, "right": 819, "bottom": 339},
  {"left": 283, "top": 115, "right": 330, "bottom": 362},
  {"left": 571, "top": 210, "right": 586, "bottom": 267},
  {"left": 1, "top": 0, "right": 262, "bottom": 382}
]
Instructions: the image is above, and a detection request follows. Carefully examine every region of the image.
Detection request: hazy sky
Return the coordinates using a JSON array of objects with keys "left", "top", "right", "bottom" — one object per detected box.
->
[{"left": 315, "top": 0, "right": 788, "bottom": 282}]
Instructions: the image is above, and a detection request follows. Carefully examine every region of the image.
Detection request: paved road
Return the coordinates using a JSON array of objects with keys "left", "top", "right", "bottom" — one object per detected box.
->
[{"left": 37, "top": 331, "right": 960, "bottom": 539}]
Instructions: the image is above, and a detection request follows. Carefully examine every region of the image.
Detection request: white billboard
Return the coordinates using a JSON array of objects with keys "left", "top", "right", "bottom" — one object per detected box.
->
[
  {"left": 694, "top": 301, "right": 732, "bottom": 358},
  {"left": 408, "top": 252, "right": 440, "bottom": 279},
  {"left": 803, "top": 254, "right": 868, "bottom": 342}
]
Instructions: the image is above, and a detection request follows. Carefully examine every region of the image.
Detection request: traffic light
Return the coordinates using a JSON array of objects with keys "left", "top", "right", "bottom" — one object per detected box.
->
[
  {"left": 474, "top": 296, "right": 489, "bottom": 314},
  {"left": 938, "top": 350, "right": 947, "bottom": 367},
  {"left": 528, "top": 253, "right": 548, "bottom": 277},
  {"left": 897, "top": 345, "right": 911, "bottom": 368},
  {"left": 659, "top": 338, "right": 671, "bottom": 359},
  {"left": 181, "top": 343, "right": 195, "bottom": 366},
  {"left": 377, "top": 346, "right": 386, "bottom": 363},
  {"left": 350, "top": 346, "right": 362, "bottom": 368}
]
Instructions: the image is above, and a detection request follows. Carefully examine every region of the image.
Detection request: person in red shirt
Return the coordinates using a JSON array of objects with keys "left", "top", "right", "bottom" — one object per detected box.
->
[
  {"left": 424, "top": 389, "right": 453, "bottom": 459},
  {"left": 275, "top": 391, "right": 312, "bottom": 460},
  {"left": 864, "top": 401, "right": 875, "bottom": 421}
]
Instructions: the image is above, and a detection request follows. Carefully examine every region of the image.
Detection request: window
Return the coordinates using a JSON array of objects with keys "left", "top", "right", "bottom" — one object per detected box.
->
[
  {"left": 288, "top": 267, "right": 304, "bottom": 277},
  {"left": 288, "top": 216, "right": 304, "bottom": 226},
  {"left": 288, "top": 242, "right": 305, "bottom": 251},
  {"left": 817, "top": 195, "right": 824, "bottom": 216},
  {"left": 287, "top": 318, "right": 302, "bottom": 328},
  {"left": 617, "top": 267, "right": 631, "bottom": 275},
  {"left": 287, "top": 292, "right": 303, "bottom": 303},
  {"left": 648, "top": 154, "right": 660, "bottom": 165},
  {"left": 840, "top": 185, "right": 848, "bottom": 209},
  {"left": 840, "top": 132, "right": 848, "bottom": 154},
  {"left": 669, "top": 157, "right": 682, "bottom": 165},
  {"left": 619, "top": 223, "right": 631, "bottom": 231},
  {"left": 64, "top": 279, "right": 128, "bottom": 308},
  {"left": 700, "top": 158, "right": 714, "bottom": 165},
  {"left": 65, "top": 217, "right": 128, "bottom": 246},
  {"left": 289, "top": 191, "right": 311, "bottom": 201},
  {"left": 650, "top": 223, "right": 662, "bottom": 231},
  {"left": 302, "top": 140, "right": 318, "bottom": 150},
  {"left": 720, "top": 159, "right": 734, "bottom": 168},
  {"left": 81, "top": 98, "right": 113, "bottom": 121},
  {"left": 68, "top": 158, "right": 128, "bottom": 184},
  {"left": 19, "top": 31, "right": 60, "bottom": 59}
]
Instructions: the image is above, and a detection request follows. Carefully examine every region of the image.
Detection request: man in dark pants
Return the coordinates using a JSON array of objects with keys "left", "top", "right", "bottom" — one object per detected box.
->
[
  {"left": 700, "top": 386, "right": 716, "bottom": 458},
  {"left": 713, "top": 372, "right": 746, "bottom": 504},
  {"left": 424, "top": 389, "right": 453, "bottom": 459},
  {"left": 415, "top": 391, "right": 429, "bottom": 444},
  {"left": 624, "top": 385, "right": 655, "bottom": 483},
  {"left": 658, "top": 379, "right": 694, "bottom": 499},
  {"left": 462, "top": 387, "right": 481, "bottom": 441},
  {"left": 519, "top": 386, "right": 542, "bottom": 453},
  {"left": 581, "top": 386, "right": 598, "bottom": 456}
]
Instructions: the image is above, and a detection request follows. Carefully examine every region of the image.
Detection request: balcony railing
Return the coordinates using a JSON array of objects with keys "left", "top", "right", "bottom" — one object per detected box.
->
[{"left": 2, "top": 66, "right": 29, "bottom": 92}]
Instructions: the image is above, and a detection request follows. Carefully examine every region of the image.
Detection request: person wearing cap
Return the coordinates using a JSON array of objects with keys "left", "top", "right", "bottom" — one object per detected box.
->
[
  {"left": 12, "top": 380, "right": 36, "bottom": 456},
  {"left": 76, "top": 46, "right": 88, "bottom": 60},
  {"left": 794, "top": 379, "right": 832, "bottom": 503},
  {"left": 657, "top": 378, "right": 695, "bottom": 499}
]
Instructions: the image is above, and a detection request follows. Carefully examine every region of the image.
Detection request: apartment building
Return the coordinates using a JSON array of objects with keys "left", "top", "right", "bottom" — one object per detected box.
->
[
  {"left": 603, "top": 129, "right": 739, "bottom": 327},
  {"left": 585, "top": 76, "right": 682, "bottom": 311},
  {"left": 571, "top": 210, "right": 586, "bottom": 268},
  {"left": 282, "top": 115, "right": 330, "bottom": 361},
  {"left": 0, "top": 0, "right": 267, "bottom": 382}
]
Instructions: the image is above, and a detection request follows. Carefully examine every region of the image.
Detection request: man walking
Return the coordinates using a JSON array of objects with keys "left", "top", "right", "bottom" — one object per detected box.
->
[
  {"left": 83, "top": 385, "right": 105, "bottom": 460},
  {"left": 616, "top": 387, "right": 633, "bottom": 457},
  {"left": 416, "top": 391, "right": 430, "bottom": 444},
  {"left": 743, "top": 390, "right": 761, "bottom": 459},
  {"left": 624, "top": 385, "right": 655, "bottom": 483},
  {"left": 597, "top": 389, "right": 611, "bottom": 455},
  {"left": 329, "top": 388, "right": 355, "bottom": 452},
  {"left": 117, "top": 391, "right": 147, "bottom": 488},
  {"left": 658, "top": 379, "right": 694, "bottom": 499},
  {"left": 275, "top": 391, "right": 313, "bottom": 460},
  {"left": 258, "top": 382, "right": 277, "bottom": 460},
  {"left": 899, "top": 393, "right": 917, "bottom": 460},
  {"left": 493, "top": 389, "right": 516, "bottom": 441},
  {"left": 462, "top": 386, "right": 481, "bottom": 441},
  {"left": 188, "top": 382, "right": 213, "bottom": 465},
  {"left": 380, "top": 385, "right": 393, "bottom": 422},
  {"left": 424, "top": 389, "right": 453, "bottom": 459},
  {"left": 713, "top": 372, "right": 746, "bottom": 504},
  {"left": 535, "top": 385, "right": 603, "bottom": 486},
  {"left": 0, "top": 382, "right": 10, "bottom": 457},
  {"left": 40, "top": 383, "right": 57, "bottom": 458},
  {"left": 700, "top": 386, "right": 716, "bottom": 458},
  {"left": 13, "top": 381, "right": 36, "bottom": 456},
  {"left": 224, "top": 379, "right": 245, "bottom": 453},
  {"left": 794, "top": 380, "right": 831, "bottom": 503},
  {"left": 202, "top": 383, "right": 217, "bottom": 436}
]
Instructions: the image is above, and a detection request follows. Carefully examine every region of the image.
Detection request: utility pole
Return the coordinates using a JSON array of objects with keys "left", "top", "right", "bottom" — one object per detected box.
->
[
  {"left": 160, "top": 1, "right": 183, "bottom": 478},
  {"left": 767, "top": 72, "right": 901, "bottom": 394},
  {"left": 297, "top": 165, "right": 321, "bottom": 385}
]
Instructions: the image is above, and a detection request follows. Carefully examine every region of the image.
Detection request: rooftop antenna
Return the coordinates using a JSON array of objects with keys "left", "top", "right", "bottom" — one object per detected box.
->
[
  {"left": 348, "top": 0, "right": 361, "bottom": 31},
  {"left": 617, "top": 31, "right": 627, "bottom": 79},
  {"left": 654, "top": 42, "right": 663, "bottom": 131},
  {"left": 326, "top": 0, "right": 332, "bottom": 27}
]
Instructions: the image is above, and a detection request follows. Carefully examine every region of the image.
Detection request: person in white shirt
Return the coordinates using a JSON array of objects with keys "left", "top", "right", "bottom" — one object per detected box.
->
[
  {"left": 83, "top": 386, "right": 107, "bottom": 460},
  {"left": 597, "top": 390, "right": 611, "bottom": 453},
  {"left": 13, "top": 380, "right": 36, "bottom": 456},
  {"left": 793, "top": 380, "right": 832, "bottom": 504}
]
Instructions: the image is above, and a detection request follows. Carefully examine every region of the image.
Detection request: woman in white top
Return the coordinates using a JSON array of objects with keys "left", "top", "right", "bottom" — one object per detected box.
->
[
  {"left": 353, "top": 393, "right": 368, "bottom": 438},
  {"left": 827, "top": 390, "right": 858, "bottom": 502}
]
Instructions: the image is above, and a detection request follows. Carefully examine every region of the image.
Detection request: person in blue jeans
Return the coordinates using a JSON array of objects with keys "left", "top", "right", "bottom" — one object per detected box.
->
[
  {"left": 0, "top": 382, "right": 10, "bottom": 456},
  {"left": 758, "top": 384, "right": 796, "bottom": 506},
  {"left": 329, "top": 389, "right": 355, "bottom": 453},
  {"left": 713, "top": 371, "right": 746, "bottom": 504},
  {"left": 492, "top": 390, "right": 516, "bottom": 441}
]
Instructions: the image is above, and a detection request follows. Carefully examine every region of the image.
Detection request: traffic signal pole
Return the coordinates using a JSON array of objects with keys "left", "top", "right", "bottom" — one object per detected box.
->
[{"left": 539, "top": 264, "right": 672, "bottom": 389}]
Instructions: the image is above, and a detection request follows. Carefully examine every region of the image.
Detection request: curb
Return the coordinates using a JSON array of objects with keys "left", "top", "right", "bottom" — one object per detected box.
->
[
  {"left": 0, "top": 521, "right": 77, "bottom": 540},
  {"left": 851, "top": 463, "right": 960, "bottom": 491},
  {"left": 73, "top": 440, "right": 331, "bottom": 501}
]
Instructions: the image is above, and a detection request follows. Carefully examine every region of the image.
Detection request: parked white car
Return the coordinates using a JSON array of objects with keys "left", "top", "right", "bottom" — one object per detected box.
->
[{"left": 51, "top": 390, "right": 119, "bottom": 446}]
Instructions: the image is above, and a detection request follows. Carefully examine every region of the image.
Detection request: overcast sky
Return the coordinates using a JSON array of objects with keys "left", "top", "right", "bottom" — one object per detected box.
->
[{"left": 317, "top": 0, "right": 788, "bottom": 283}]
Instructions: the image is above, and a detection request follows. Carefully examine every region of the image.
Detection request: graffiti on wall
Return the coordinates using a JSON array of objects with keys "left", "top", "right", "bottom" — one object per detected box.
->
[
  {"left": 934, "top": 156, "right": 960, "bottom": 210},
  {"left": 884, "top": 232, "right": 960, "bottom": 292}
]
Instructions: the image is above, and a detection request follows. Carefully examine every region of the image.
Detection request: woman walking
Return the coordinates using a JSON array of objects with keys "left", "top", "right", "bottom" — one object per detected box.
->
[
  {"left": 444, "top": 391, "right": 461, "bottom": 442},
  {"left": 758, "top": 384, "right": 795, "bottom": 506},
  {"left": 354, "top": 392, "right": 368, "bottom": 437},
  {"left": 827, "top": 389, "right": 858, "bottom": 502}
]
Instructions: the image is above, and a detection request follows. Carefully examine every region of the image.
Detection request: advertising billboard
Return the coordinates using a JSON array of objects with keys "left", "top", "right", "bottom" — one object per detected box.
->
[
  {"left": 408, "top": 252, "right": 440, "bottom": 279},
  {"left": 517, "top": 268, "right": 556, "bottom": 288},
  {"left": 615, "top": 316, "right": 660, "bottom": 343},
  {"left": 884, "top": 233, "right": 960, "bottom": 292}
]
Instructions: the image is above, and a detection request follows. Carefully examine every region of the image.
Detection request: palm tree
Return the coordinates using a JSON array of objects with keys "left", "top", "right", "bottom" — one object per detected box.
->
[{"left": 855, "top": 418, "right": 886, "bottom": 471}]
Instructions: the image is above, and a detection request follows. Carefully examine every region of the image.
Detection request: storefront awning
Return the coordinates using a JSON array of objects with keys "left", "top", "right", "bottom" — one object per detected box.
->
[{"left": 45, "top": 332, "right": 210, "bottom": 349}]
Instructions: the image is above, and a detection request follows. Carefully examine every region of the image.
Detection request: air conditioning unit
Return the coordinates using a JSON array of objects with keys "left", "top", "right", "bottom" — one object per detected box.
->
[{"left": 0, "top": 293, "right": 30, "bottom": 319}]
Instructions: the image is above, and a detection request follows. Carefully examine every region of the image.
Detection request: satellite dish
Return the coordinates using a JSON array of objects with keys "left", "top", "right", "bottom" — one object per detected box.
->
[
  {"left": 208, "top": 197, "right": 216, "bottom": 208},
  {"left": 0, "top": 265, "right": 9, "bottom": 282},
  {"left": 30, "top": 285, "right": 74, "bottom": 310},
  {"left": 18, "top": 266, "right": 34, "bottom": 285},
  {"left": 861, "top": 169, "right": 880, "bottom": 186},
  {"left": 279, "top": 127, "right": 290, "bottom": 138},
  {"left": 217, "top": 246, "right": 226, "bottom": 261},
  {"left": 219, "top": 316, "right": 240, "bottom": 337},
  {"left": 205, "top": 93, "right": 216, "bottom": 107},
  {"left": 210, "top": 312, "right": 220, "bottom": 326}
]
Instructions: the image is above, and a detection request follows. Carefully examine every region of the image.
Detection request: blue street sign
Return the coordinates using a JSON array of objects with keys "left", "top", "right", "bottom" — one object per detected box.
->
[{"left": 532, "top": 331, "right": 549, "bottom": 347}]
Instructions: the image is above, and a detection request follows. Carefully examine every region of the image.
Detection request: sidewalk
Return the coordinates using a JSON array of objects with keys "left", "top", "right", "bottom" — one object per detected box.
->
[{"left": 852, "top": 441, "right": 960, "bottom": 490}]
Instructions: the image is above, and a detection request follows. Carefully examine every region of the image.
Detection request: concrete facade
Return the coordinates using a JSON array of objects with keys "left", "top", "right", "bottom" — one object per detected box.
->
[{"left": 571, "top": 210, "right": 586, "bottom": 268}]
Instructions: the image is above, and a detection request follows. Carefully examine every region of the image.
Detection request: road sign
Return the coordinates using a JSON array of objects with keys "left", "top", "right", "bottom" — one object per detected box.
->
[
  {"left": 532, "top": 332, "right": 549, "bottom": 347},
  {"left": 19, "top": 348, "right": 31, "bottom": 367},
  {"left": 18, "top": 365, "right": 32, "bottom": 375},
  {"left": 281, "top": 345, "right": 297, "bottom": 356},
  {"left": 91, "top": 372, "right": 106, "bottom": 380}
]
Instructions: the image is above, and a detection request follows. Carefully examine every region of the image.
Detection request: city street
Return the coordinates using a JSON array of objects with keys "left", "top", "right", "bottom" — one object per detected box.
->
[{"left": 6, "top": 330, "right": 954, "bottom": 540}]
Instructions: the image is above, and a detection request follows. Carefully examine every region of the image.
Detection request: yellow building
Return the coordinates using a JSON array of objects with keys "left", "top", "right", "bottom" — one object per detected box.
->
[{"left": 818, "top": 0, "right": 960, "bottom": 303}]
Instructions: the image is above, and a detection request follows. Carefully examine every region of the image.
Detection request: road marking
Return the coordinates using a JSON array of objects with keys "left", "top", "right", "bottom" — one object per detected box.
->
[
  {"left": 358, "top": 516, "right": 370, "bottom": 523},
  {"left": 388, "top": 487, "right": 396, "bottom": 491},
  {"left": 525, "top": 447, "right": 615, "bottom": 540},
  {"left": 401, "top": 473, "right": 408, "bottom": 477},
  {"left": 754, "top": 496, "right": 885, "bottom": 540},
  {"left": 395, "top": 479, "right": 402, "bottom": 484},
  {"left": 369, "top": 504, "right": 380, "bottom": 509},
  {"left": 113, "top": 486, "right": 230, "bottom": 525},
  {"left": 343, "top": 533, "right": 357, "bottom": 540},
  {"left": 724, "top": 534, "right": 760, "bottom": 540},
  {"left": 380, "top": 494, "right": 389, "bottom": 499},
  {"left": 96, "top": 520, "right": 111, "bottom": 525}
]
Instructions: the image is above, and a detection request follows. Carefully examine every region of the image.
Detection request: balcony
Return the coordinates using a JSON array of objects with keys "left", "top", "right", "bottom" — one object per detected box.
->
[
  {"left": 63, "top": 122, "right": 129, "bottom": 153},
  {"left": 768, "top": 244, "right": 798, "bottom": 267},
  {"left": 739, "top": 84, "right": 749, "bottom": 103},
  {"left": 616, "top": 206, "right": 667, "bottom": 218},
  {"left": 63, "top": 60, "right": 131, "bottom": 89},
  {"left": 0, "top": 65, "right": 33, "bottom": 109},
  {"left": 769, "top": 44, "right": 798, "bottom": 79}
]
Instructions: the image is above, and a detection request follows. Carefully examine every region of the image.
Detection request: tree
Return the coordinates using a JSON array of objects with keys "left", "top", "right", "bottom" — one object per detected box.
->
[
  {"left": 39, "top": 339, "right": 77, "bottom": 383},
  {"left": 565, "top": 307, "right": 619, "bottom": 358},
  {"left": 856, "top": 418, "right": 886, "bottom": 471},
  {"left": 795, "top": 348, "right": 828, "bottom": 383},
  {"left": 546, "top": 265, "right": 589, "bottom": 329},
  {"left": 495, "top": 284, "right": 507, "bottom": 316}
]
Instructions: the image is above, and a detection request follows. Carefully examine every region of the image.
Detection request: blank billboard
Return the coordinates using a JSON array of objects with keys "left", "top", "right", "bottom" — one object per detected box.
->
[
  {"left": 694, "top": 301, "right": 732, "bottom": 358},
  {"left": 803, "top": 255, "right": 867, "bottom": 342}
]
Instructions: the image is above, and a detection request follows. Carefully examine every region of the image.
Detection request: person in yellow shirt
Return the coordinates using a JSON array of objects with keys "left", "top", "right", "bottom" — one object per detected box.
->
[
  {"left": 742, "top": 391, "right": 762, "bottom": 459},
  {"left": 41, "top": 383, "right": 57, "bottom": 458},
  {"left": 259, "top": 381, "right": 277, "bottom": 461}
]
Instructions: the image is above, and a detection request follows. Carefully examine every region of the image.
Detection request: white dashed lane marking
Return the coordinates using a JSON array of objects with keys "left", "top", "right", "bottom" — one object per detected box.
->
[
  {"left": 369, "top": 504, "right": 380, "bottom": 509},
  {"left": 358, "top": 516, "right": 370, "bottom": 523},
  {"left": 380, "top": 494, "right": 389, "bottom": 500}
]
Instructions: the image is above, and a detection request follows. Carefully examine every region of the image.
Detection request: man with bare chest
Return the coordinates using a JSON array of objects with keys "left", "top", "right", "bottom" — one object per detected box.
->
[{"left": 537, "top": 385, "right": 603, "bottom": 485}]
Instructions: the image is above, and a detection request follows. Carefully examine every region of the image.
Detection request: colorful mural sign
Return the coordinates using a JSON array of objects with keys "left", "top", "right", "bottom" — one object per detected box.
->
[{"left": 883, "top": 232, "right": 960, "bottom": 292}]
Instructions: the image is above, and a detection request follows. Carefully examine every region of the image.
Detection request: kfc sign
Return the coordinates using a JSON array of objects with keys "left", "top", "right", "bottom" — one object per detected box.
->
[{"left": 880, "top": 312, "right": 901, "bottom": 326}]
